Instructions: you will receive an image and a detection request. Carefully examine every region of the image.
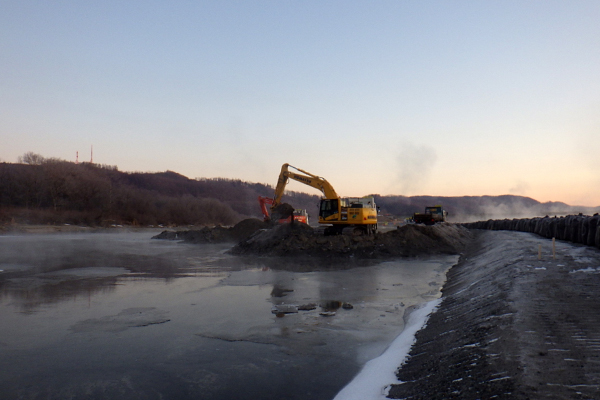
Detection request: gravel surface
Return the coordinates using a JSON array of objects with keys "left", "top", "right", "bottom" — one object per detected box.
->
[{"left": 388, "top": 229, "right": 600, "bottom": 399}]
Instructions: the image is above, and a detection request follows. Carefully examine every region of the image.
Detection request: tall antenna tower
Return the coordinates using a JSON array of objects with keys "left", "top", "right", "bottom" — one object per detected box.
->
[
  {"left": 76, "top": 151, "right": 79, "bottom": 164},
  {"left": 90, "top": 145, "right": 93, "bottom": 164}
]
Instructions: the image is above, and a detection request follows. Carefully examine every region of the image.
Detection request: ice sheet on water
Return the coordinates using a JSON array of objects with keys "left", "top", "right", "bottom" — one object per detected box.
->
[
  {"left": 42, "top": 267, "right": 129, "bottom": 277},
  {"left": 569, "top": 267, "right": 600, "bottom": 274},
  {"left": 0, "top": 263, "right": 35, "bottom": 272},
  {"left": 333, "top": 299, "right": 441, "bottom": 400}
]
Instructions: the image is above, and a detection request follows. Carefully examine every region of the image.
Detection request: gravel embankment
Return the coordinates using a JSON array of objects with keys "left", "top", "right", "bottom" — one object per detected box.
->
[{"left": 388, "top": 229, "right": 600, "bottom": 399}]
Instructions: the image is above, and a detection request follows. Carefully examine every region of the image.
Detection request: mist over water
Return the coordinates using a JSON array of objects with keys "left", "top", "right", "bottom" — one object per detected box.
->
[
  {"left": 0, "top": 231, "right": 456, "bottom": 400},
  {"left": 452, "top": 200, "right": 599, "bottom": 223}
]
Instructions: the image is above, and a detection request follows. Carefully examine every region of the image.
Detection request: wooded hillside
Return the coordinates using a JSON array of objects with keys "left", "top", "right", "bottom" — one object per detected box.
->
[
  {"left": 0, "top": 155, "right": 319, "bottom": 226},
  {"left": 1, "top": 154, "right": 597, "bottom": 227}
]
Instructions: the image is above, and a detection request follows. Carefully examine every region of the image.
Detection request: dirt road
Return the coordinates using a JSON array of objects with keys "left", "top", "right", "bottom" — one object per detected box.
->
[{"left": 388, "top": 230, "right": 600, "bottom": 399}]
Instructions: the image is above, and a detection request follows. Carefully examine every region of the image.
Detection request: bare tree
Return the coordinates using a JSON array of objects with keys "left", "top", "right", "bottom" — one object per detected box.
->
[{"left": 18, "top": 152, "right": 45, "bottom": 165}]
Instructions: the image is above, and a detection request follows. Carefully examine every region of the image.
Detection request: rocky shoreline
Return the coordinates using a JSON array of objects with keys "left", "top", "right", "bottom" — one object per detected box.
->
[{"left": 388, "top": 228, "right": 600, "bottom": 399}]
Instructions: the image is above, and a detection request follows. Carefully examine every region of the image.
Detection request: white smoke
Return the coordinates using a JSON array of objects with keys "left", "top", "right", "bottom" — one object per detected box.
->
[
  {"left": 509, "top": 180, "right": 531, "bottom": 195},
  {"left": 395, "top": 142, "right": 438, "bottom": 195}
]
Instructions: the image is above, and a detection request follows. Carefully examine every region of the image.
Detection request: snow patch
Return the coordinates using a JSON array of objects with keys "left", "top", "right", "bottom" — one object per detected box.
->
[{"left": 333, "top": 299, "right": 441, "bottom": 400}]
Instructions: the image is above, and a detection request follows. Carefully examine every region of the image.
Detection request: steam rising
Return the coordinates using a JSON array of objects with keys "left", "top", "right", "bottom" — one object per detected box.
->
[
  {"left": 509, "top": 180, "right": 531, "bottom": 196},
  {"left": 395, "top": 142, "right": 438, "bottom": 195}
]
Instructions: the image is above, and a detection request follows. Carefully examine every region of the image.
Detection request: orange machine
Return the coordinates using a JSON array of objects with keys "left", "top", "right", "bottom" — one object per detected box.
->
[{"left": 258, "top": 196, "right": 308, "bottom": 224}]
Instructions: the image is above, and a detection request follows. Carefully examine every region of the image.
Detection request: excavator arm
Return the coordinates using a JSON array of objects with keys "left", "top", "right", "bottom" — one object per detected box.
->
[
  {"left": 258, "top": 196, "right": 274, "bottom": 221},
  {"left": 269, "top": 163, "right": 377, "bottom": 235},
  {"left": 272, "top": 163, "right": 339, "bottom": 209}
]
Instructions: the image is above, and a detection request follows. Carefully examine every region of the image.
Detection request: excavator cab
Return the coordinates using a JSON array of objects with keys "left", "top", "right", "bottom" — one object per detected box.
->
[
  {"left": 319, "top": 199, "right": 339, "bottom": 219},
  {"left": 271, "top": 164, "right": 377, "bottom": 235}
]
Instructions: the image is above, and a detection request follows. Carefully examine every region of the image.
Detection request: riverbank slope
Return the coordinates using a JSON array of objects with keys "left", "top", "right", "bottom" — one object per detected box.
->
[{"left": 388, "top": 229, "right": 600, "bottom": 399}]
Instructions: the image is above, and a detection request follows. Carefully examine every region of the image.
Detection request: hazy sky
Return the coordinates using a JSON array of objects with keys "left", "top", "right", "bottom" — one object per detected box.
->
[{"left": 2, "top": 1, "right": 599, "bottom": 205}]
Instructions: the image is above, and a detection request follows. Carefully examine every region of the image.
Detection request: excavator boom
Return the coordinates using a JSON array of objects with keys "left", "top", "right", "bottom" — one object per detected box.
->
[
  {"left": 270, "top": 163, "right": 377, "bottom": 235},
  {"left": 273, "top": 164, "right": 338, "bottom": 208}
]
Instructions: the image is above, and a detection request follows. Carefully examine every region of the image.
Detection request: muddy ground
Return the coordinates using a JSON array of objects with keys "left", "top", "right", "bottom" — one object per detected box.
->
[
  {"left": 388, "top": 229, "right": 600, "bottom": 399},
  {"left": 154, "top": 220, "right": 472, "bottom": 259}
]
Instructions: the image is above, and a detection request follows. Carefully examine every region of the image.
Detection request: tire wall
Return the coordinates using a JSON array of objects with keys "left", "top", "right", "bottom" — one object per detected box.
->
[{"left": 462, "top": 214, "right": 600, "bottom": 249}]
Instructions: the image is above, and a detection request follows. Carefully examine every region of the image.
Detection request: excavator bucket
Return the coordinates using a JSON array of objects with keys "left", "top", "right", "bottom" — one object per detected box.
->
[{"left": 271, "top": 203, "right": 295, "bottom": 222}]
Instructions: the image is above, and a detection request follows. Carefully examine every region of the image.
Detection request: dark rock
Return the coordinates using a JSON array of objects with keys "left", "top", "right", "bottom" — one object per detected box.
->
[{"left": 298, "top": 303, "right": 317, "bottom": 311}]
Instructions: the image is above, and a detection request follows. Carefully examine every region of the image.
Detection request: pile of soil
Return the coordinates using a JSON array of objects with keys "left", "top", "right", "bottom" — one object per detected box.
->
[
  {"left": 154, "top": 219, "right": 471, "bottom": 259},
  {"left": 229, "top": 222, "right": 471, "bottom": 258},
  {"left": 152, "top": 218, "right": 269, "bottom": 243}
]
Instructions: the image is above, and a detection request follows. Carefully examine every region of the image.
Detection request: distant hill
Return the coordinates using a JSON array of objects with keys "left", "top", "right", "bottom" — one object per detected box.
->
[
  {"left": 374, "top": 195, "right": 599, "bottom": 222},
  {"left": 1, "top": 156, "right": 597, "bottom": 227},
  {"left": 0, "top": 159, "right": 318, "bottom": 226}
]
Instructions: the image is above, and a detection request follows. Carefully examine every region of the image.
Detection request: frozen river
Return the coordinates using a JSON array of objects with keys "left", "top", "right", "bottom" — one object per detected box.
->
[{"left": 0, "top": 230, "right": 457, "bottom": 400}]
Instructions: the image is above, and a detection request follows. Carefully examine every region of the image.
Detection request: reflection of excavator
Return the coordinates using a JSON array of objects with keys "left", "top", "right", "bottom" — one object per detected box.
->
[
  {"left": 258, "top": 196, "right": 308, "bottom": 224},
  {"left": 271, "top": 163, "right": 378, "bottom": 235}
]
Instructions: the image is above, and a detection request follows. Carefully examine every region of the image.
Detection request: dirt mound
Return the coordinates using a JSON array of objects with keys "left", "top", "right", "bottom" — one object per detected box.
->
[
  {"left": 229, "top": 218, "right": 271, "bottom": 241},
  {"left": 152, "top": 218, "right": 270, "bottom": 243},
  {"left": 154, "top": 221, "right": 472, "bottom": 258},
  {"left": 229, "top": 223, "right": 472, "bottom": 259},
  {"left": 380, "top": 223, "right": 473, "bottom": 256},
  {"left": 270, "top": 203, "right": 295, "bottom": 221}
]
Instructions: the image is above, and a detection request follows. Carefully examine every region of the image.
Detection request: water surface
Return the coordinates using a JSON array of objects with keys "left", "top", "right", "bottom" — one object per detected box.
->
[{"left": 0, "top": 230, "right": 456, "bottom": 400}]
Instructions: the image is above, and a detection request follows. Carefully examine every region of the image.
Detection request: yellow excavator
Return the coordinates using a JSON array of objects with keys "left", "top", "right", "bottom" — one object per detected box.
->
[{"left": 271, "top": 163, "right": 378, "bottom": 235}]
